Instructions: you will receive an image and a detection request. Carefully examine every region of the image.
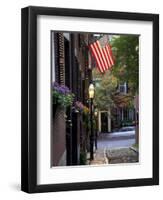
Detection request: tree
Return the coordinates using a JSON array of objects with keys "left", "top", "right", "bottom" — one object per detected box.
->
[
  {"left": 111, "top": 35, "right": 139, "bottom": 95},
  {"left": 93, "top": 69, "right": 117, "bottom": 110},
  {"left": 92, "top": 34, "right": 139, "bottom": 112}
]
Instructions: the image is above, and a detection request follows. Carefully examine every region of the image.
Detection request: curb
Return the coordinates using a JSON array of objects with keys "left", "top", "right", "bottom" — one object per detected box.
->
[{"left": 130, "top": 147, "right": 139, "bottom": 154}]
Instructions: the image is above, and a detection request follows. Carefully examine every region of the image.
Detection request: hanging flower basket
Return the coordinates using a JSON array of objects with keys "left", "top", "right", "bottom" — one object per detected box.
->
[
  {"left": 52, "top": 82, "right": 74, "bottom": 115},
  {"left": 72, "top": 101, "right": 90, "bottom": 114},
  {"left": 73, "top": 101, "right": 84, "bottom": 113}
]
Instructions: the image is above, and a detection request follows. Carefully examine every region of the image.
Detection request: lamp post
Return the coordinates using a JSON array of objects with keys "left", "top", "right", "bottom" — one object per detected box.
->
[
  {"left": 94, "top": 110, "right": 98, "bottom": 150},
  {"left": 88, "top": 83, "right": 95, "bottom": 160}
]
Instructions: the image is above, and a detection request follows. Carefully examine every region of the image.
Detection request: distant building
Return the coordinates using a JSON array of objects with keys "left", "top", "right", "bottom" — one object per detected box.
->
[
  {"left": 96, "top": 81, "right": 135, "bottom": 133},
  {"left": 111, "top": 82, "right": 135, "bottom": 130}
]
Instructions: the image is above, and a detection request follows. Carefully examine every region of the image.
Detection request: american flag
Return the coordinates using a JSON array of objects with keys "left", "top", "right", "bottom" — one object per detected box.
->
[{"left": 89, "top": 35, "right": 115, "bottom": 73}]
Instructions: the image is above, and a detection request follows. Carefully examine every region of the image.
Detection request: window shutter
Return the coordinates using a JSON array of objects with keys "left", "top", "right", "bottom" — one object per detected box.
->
[{"left": 54, "top": 33, "right": 65, "bottom": 84}]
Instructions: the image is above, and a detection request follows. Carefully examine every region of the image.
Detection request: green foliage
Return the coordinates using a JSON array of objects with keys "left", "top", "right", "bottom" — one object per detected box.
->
[
  {"left": 93, "top": 35, "right": 139, "bottom": 111},
  {"left": 111, "top": 35, "right": 139, "bottom": 94},
  {"left": 83, "top": 107, "right": 90, "bottom": 130},
  {"left": 121, "top": 119, "right": 134, "bottom": 127},
  {"left": 93, "top": 69, "right": 118, "bottom": 110},
  {"left": 80, "top": 151, "right": 87, "bottom": 165},
  {"left": 132, "top": 143, "right": 139, "bottom": 150},
  {"left": 52, "top": 90, "right": 74, "bottom": 108}
]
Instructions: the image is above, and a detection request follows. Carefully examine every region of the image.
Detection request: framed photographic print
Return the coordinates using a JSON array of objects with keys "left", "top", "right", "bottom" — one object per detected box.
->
[{"left": 21, "top": 6, "right": 159, "bottom": 193}]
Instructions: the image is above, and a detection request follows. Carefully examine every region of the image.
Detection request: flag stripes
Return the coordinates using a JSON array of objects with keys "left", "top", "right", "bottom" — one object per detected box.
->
[
  {"left": 89, "top": 39, "right": 115, "bottom": 73},
  {"left": 106, "top": 44, "right": 115, "bottom": 66},
  {"left": 89, "top": 43, "right": 104, "bottom": 73},
  {"left": 102, "top": 47, "right": 111, "bottom": 69},
  {"left": 96, "top": 41, "right": 109, "bottom": 71}
]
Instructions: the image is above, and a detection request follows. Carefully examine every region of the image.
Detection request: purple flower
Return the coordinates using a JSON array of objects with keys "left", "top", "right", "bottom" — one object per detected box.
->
[
  {"left": 60, "top": 85, "right": 71, "bottom": 94},
  {"left": 52, "top": 82, "right": 71, "bottom": 94},
  {"left": 52, "top": 82, "right": 59, "bottom": 88},
  {"left": 75, "top": 101, "right": 84, "bottom": 111}
]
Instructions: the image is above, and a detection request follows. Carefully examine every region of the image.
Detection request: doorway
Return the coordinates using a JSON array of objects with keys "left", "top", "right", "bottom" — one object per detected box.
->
[{"left": 101, "top": 112, "right": 108, "bottom": 133}]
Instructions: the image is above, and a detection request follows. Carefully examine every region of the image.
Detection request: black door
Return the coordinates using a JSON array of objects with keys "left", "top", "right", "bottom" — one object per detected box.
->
[
  {"left": 64, "top": 36, "right": 72, "bottom": 165},
  {"left": 101, "top": 112, "right": 108, "bottom": 133}
]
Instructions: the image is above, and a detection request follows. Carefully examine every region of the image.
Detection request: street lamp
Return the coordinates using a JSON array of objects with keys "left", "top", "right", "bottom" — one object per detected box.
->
[
  {"left": 94, "top": 109, "right": 98, "bottom": 150},
  {"left": 94, "top": 111, "right": 98, "bottom": 117},
  {"left": 88, "top": 83, "right": 95, "bottom": 160},
  {"left": 89, "top": 83, "right": 95, "bottom": 99}
]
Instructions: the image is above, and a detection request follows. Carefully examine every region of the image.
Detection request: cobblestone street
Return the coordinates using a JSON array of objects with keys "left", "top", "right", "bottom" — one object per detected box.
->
[
  {"left": 106, "top": 148, "right": 138, "bottom": 164},
  {"left": 89, "top": 147, "right": 138, "bottom": 165},
  {"left": 89, "top": 131, "right": 138, "bottom": 165}
]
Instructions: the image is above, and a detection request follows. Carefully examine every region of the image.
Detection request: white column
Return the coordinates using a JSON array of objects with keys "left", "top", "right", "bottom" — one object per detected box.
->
[
  {"left": 108, "top": 108, "right": 111, "bottom": 132},
  {"left": 121, "top": 108, "right": 124, "bottom": 121}
]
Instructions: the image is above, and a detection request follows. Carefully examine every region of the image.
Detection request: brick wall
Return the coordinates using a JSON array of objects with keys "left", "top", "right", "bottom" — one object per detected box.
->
[{"left": 51, "top": 106, "right": 66, "bottom": 166}]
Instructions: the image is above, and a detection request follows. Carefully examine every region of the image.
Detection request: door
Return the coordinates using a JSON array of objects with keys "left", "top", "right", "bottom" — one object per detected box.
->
[{"left": 101, "top": 112, "right": 108, "bottom": 133}]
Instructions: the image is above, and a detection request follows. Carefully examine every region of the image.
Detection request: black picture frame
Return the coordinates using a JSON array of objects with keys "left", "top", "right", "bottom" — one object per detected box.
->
[{"left": 21, "top": 6, "right": 159, "bottom": 193}]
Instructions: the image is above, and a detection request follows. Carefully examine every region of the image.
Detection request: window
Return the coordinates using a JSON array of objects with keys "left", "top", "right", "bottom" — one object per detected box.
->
[{"left": 119, "top": 82, "right": 127, "bottom": 93}]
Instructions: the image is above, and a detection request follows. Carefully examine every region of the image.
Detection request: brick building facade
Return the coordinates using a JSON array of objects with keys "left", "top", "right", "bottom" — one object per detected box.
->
[{"left": 51, "top": 32, "right": 92, "bottom": 166}]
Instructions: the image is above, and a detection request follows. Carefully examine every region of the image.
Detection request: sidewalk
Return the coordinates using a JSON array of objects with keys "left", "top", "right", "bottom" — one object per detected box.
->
[
  {"left": 89, "top": 149, "right": 108, "bottom": 165},
  {"left": 89, "top": 147, "right": 138, "bottom": 165}
]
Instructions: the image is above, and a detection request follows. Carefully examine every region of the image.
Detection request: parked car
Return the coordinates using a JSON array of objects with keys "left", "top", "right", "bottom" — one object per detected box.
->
[{"left": 119, "top": 126, "right": 135, "bottom": 132}]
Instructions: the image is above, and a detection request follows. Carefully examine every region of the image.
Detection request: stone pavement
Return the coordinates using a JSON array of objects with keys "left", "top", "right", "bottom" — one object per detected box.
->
[
  {"left": 89, "top": 147, "right": 138, "bottom": 165},
  {"left": 106, "top": 147, "right": 138, "bottom": 164},
  {"left": 89, "top": 149, "right": 108, "bottom": 165}
]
